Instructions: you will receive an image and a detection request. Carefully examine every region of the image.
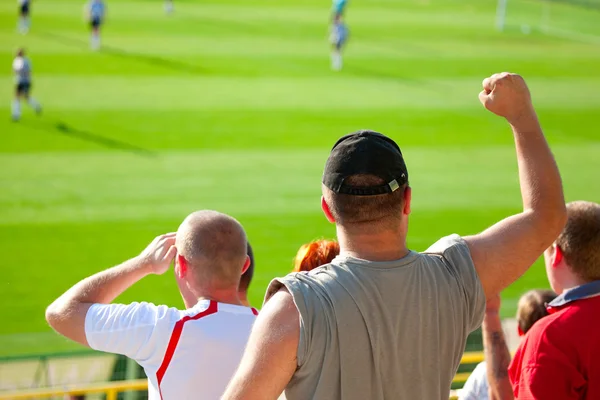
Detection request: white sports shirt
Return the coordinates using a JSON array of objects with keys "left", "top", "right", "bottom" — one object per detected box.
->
[
  {"left": 85, "top": 300, "right": 258, "bottom": 400},
  {"left": 13, "top": 56, "right": 31, "bottom": 84},
  {"left": 459, "top": 361, "right": 489, "bottom": 400}
]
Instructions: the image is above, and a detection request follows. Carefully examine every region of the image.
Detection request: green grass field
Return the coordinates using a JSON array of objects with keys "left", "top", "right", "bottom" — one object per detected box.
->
[{"left": 1, "top": 0, "right": 599, "bottom": 357}]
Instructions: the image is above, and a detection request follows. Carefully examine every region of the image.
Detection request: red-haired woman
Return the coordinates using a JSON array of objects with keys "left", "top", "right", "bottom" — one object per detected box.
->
[{"left": 293, "top": 240, "right": 340, "bottom": 273}]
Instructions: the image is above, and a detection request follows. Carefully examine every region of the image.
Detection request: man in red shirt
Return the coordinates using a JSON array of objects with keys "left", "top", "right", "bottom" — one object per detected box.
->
[{"left": 509, "top": 201, "right": 600, "bottom": 399}]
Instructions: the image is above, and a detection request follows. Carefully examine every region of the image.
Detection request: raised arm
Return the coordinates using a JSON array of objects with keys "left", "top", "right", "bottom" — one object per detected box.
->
[
  {"left": 483, "top": 296, "right": 514, "bottom": 400},
  {"left": 465, "top": 73, "right": 567, "bottom": 297},
  {"left": 222, "top": 288, "right": 299, "bottom": 400},
  {"left": 45, "top": 233, "right": 176, "bottom": 346}
]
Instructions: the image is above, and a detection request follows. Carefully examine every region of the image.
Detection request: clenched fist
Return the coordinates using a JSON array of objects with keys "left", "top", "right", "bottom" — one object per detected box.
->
[
  {"left": 479, "top": 72, "right": 535, "bottom": 125},
  {"left": 138, "top": 232, "right": 177, "bottom": 275}
]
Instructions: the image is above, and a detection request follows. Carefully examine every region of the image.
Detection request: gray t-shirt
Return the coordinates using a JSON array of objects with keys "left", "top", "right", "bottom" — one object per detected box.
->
[{"left": 265, "top": 234, "right": 485, "bottom": 400}]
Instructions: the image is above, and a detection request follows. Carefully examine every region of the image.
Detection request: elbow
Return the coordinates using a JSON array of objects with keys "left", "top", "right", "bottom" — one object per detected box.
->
[
  {"left": 45, "top": 304, "right": 58, "bottom": 329},
  {"left": 532, "top": 202, "right": 567, "bottom": 243},
  {"left": 45, "top": 302, "right": 64, "bottom": 333},
  {"left": 547, "top": 202, "right": 568, "bottom": 238}
]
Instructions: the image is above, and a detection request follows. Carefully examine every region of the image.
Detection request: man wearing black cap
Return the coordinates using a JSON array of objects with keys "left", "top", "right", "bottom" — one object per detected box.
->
[{"left": 223, "top": 73, "right": 566, "bottom": 400}]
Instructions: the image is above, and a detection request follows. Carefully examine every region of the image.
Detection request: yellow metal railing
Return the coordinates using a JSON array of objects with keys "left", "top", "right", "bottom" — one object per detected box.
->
[
  {"left": 459, "top": 351, "right": 485, "bottom": 366},
  {"left": 0, "top": 352, "right": 485, "bottom": 400},
  {"left": 0, "top": 378, "right": 147, "bottom": 400},
  {"left": 453, "top": 351, "right": 485, "bottom": 384}
]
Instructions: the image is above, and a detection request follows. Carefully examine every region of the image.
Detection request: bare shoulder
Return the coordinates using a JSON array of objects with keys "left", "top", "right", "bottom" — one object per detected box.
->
[
  {"left": 262, "top": 287, "right": 299, "bottom": 329},
  {"left": 244, "top": 286, "right": 300, "bottom": 367}
]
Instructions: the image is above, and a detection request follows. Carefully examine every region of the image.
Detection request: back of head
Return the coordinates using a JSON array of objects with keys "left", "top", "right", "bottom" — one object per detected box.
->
[
  {"left": 323, "top": 175, "right": 405, "bottom": 227},
  {"left": 557, "top": 201, "right": 600, "bottom": 283},
  {"left": 322, "top": 130, "right": 409, "bottom": 230},
  {"left": 239, "top": 242, "right": 255, "bottom": 293},
  {"left": 16, "top": 48, "right": 25, "bottom": 58},
  {"left": 516, "top": 289, "right": 557, "bottom": 334},
  {"left": 293, "top": 239, "right": 340, "bottom": 272},
  {"left": 176, "top": 210, "right": 248, "bottom": 289}
]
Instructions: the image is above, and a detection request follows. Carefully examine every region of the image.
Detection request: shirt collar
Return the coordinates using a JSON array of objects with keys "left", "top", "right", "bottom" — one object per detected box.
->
[{"left": 547, "top": 280, "right": 600, "bottom": 310}]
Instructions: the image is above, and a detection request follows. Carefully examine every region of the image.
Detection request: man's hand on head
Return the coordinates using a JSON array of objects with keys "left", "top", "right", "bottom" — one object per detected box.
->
[
  {"left": 478, "top": 72, "right": 535, "bottom": 126},
  {"left": 138, "top": 232, "right": 178, "bottom": 275},
  {"left": 46, "top": 233, "right": 177, "bottom": 347}
]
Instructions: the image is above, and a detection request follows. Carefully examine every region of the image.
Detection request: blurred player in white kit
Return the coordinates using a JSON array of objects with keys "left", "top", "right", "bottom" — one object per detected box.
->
[
  {"left": 17, "top": 0, "right": 31, "bottom": 34},
  {"left": 87, "top": 0, "right": 106, "bottom": 50},
  {"left": 330, "top": 0, "right": 349, "bottom": 71},
  {"left": 165, "top": 0, "right": 174, "bottom": 14},
  {"left": 12, "top": 48, "right": 42, "bottom": 122}
]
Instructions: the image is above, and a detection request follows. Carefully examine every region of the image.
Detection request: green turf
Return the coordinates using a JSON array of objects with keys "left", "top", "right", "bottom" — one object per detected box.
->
[{"left": 0, "top": 0, "right": 599, "bottom": 357}]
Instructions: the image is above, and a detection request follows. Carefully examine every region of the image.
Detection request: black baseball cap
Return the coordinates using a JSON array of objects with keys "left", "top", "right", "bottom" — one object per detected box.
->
[{"left": 323, "top": 130, "right": 408, "bottom": 196}]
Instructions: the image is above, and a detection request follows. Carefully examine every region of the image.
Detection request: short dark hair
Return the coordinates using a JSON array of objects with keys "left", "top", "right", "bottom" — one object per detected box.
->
[
  {"left": 239, "top": 242, "right": 254, "bottom": 292},
  {"left": 516, "top": 289, "right": 557, "bottom": 334},
  {"left": 323, "top": 174, "right": 406, "bottom": 225},
  {"left": 557, "top": 201, "right": 600, "bottom": 282}
]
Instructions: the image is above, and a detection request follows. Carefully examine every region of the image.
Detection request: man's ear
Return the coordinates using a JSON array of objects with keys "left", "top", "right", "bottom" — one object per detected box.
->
[
  {"left": 321, "top": 196, "right": 335, "bottom": 223},
  {"left": 403, "top": 186, "right": 412, "bottom": 215},
  {"left": 175, "top": 254, "right": 187, "bottom": 279},
  {"left": 552, "top": 244, "right": 564, "bottom": 268},
  {"left": 241, "top": 255, "right": 250, "bottom": 275}
]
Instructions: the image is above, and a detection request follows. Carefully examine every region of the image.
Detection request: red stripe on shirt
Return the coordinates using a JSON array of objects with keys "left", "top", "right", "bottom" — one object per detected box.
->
[{"left": 156, "top": 300, "right": 218, "bottom": 399}]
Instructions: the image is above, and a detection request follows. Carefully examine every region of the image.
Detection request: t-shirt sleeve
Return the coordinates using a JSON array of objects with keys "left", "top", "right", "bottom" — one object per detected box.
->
[
  {"left": 459, "top": 362, "right": 488, "bottom": 400},
  {"left": 85, "top": 302, "right": 173, "bottom": 362},
  {"left": 425, "top": 234, "right": 486, "bottom": 332}
]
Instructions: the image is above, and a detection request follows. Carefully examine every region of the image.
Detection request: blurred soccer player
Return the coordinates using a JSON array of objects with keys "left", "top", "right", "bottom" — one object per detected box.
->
[
  {"left": 165, "top": 0, "right": 174, "bottom": 14},
  {"left": 238, "top": 242, "right": 255, "bottom": 307},
  {"left": 460, "top": 290, "right": 557, "bottom": 400},
  {"left": 46, "top": 210, "right": 258, "bottom": 399},
  {"left": 330, "top": 0, "right": 349, "bottom": 71},
  {"left": 17, "top": 0, "right": 31, "bottom": 34},
  {"left": 293, "top": 239, "right": 339, "bottom": 272},
  {"left": 223, "top": 73, "right": 566, "bottom": 400},
  {"left": 87, "top": 0, "right": 105, "bottom": 50},
  {"left": 11, "top": 48, "right": 41, "bottom": 122}
]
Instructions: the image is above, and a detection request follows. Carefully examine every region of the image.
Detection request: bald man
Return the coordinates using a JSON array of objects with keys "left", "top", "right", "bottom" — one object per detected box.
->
[{"left": 46, "top": 210, "right": 258, "bottom": 400}]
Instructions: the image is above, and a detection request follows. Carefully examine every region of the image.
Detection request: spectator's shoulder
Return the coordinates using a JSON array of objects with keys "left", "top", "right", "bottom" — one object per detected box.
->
[
  {"left": 541, "top": 305, "right": 585, "bottom": 342},
  {"left": 519, "top": 309, "right": 571, "bottom": 357},
  {"left": 423, "top": 234, "right": 468, "bottom": 256},
  {"left": 423, "top": 234, "right": 474, "bottom": 270},
  {"left": 264, "top": 272, "right": 313, "bottom": 304},
  {"left": 88, "top": 301, "right": 179, "bottom": 326}
]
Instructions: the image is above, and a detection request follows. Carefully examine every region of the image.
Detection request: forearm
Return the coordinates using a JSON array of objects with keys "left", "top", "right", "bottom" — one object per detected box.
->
[
  {"left": 45, "top": 256, "right": 151, "bottom": 346},
  {"left": 510, "top": 112, "right": 565, "bottom": 218},
  {"left": 53, "top": 256, "right": 151, "bottom": 308},
  {"left": 46, "top": 233, "right": 174, "bottom": 347},
  {"left": 483, "top": 311, "right": 514, "bottom": 400}
]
